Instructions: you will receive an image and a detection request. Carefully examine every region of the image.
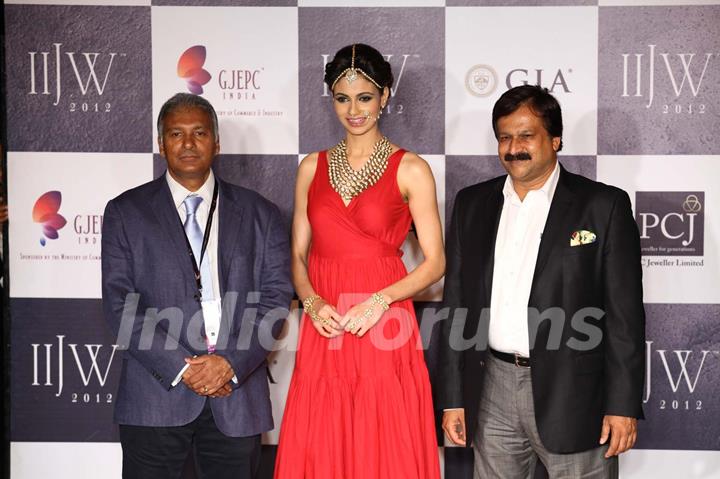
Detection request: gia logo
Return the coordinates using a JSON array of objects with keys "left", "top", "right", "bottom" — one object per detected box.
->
[{"left": 465, "top": 64, "right": 498, "bottom": 97}]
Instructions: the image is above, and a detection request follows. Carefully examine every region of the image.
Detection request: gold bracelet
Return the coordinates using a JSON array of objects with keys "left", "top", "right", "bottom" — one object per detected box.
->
[
  {"left": 303, "top": 294, "right": 332, "bottom": 328},
  {"left": 302, "top": 294, "right": 321, "bottom": 322},
  {"left": 371, "top": 292, "right": 390, "bottom": 311},
  {"left": 348, "top": 293, "right": 390, "bottom": 331}
]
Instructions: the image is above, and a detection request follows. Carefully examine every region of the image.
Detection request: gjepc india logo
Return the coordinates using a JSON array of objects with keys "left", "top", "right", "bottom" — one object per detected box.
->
[
  {"left": 177, "top": 45, "right": 211, "bottom": 95},
  {"left": 33, "top": 191, "right": 66, "bottom": 246}
]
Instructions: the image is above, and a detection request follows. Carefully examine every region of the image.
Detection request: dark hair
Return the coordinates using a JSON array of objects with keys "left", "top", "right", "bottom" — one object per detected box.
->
[
  {"left": 492, "top": 85, "right": 563, "bottom": 152},
  {"left": 157, "top": 93, "right": 219, "bottom": 142},
  {"left": 324, "top": 44, "right": 394, "bottom": 95}
]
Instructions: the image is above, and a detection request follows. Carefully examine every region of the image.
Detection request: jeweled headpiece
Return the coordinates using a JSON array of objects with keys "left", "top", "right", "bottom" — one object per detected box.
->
[{"left": 330, "top": 44, "right": 383, "bottom": 91}]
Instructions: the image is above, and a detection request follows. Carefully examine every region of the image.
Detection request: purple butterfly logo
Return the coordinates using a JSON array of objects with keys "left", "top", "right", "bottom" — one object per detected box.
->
[
  {"left": 32, "top": 191, "right": 67, "bottom": 247},
  {"left": 177, "top": 45, "right": 212, "bottom": 95}
]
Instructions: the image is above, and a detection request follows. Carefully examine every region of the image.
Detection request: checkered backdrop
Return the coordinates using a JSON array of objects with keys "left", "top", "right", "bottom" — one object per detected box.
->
[{"left": 4, "top": 1, "right": 720, "bottom": 478}]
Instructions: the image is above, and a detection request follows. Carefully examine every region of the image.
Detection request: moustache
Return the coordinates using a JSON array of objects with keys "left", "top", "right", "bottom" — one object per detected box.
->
[{"left": 504, "top": 152, "right": 532, "bottom": 162}]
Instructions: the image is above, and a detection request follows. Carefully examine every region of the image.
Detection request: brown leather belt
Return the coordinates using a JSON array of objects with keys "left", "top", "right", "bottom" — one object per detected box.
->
[{"left": 490, "top": 348, "right": 531, "bottom": 368}]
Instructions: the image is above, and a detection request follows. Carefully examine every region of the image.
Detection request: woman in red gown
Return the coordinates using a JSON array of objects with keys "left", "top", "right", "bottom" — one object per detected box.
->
[{"left": 274, "top": 44, "right": 444, "bottom": 479}]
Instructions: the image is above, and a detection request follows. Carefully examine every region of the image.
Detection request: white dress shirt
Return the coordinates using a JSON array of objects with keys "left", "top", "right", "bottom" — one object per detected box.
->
[
  {"left": 488, "top": 161, "right": 560, "bottom": 357},
  {"left": 167, "top": 170, "right": 222, "bottom": 386},
  {"left": 166, "top": 170, "right": 221, "bottom": 307}
]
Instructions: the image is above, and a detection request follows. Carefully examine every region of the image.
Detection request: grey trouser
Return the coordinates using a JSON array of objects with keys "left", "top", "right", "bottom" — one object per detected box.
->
[{"left": 473, "top": 354, "right": 619, "bottom": 479}]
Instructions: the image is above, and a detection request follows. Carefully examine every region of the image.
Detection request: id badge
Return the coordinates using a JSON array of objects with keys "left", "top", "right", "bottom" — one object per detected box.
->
[{"left": 201, "top": 299, "right": 222, "bottom": 349}]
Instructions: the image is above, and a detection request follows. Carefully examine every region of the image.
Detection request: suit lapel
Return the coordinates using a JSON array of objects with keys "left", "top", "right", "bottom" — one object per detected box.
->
[
  {"left": 217, "top": 179, "right": 245, "bottom": 296},
  {"left": 151, "top": 178, "right": 195, "bottom": 284},
  {"left": 481, "top": 181, "right": 505, "bottom": 304},
  {"left": 530, "top": 165, "right": 575, "bottom": 293}
]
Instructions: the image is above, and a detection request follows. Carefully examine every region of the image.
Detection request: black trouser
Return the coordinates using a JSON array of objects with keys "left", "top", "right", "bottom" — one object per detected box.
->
[{"left": 119, "top": 401, "right": 261, "bottom": 479}]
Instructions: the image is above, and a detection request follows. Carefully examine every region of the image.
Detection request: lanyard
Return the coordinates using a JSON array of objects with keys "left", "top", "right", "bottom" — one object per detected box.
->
[{"left": 179, "top": 180, "right": 219, "bottom": 298}]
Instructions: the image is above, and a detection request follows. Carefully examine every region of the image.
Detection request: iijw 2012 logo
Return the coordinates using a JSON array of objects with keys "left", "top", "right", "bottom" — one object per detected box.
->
[
  {"left": 643, "top": 340, "right": 718, "bottom": 413},
  {"left": 621, "top": 45, "right": 714, "bottom": 115},
  {"left": 636, "top": 191, "right": 704, "bottom": 256},
  {"left": 28, "top": 43, "right": 126, "bottom": 114},
  {"left": 31, "top": 335, "right": 119, "bottom": 404}
]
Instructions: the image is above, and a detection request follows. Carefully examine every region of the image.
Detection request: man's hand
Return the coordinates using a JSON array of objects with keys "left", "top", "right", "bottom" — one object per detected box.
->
[
  {"left": 442, "top": 409, "right": 467, "bottom": 446},
  {"left": 182, "top": 355, "right": 235, "bottom": 396},
  {"left": 600, "top": 415, "right": 637, "bottom": 457},
  {"left": 209, "top": 382, "right": 233, "bottom": 398}
]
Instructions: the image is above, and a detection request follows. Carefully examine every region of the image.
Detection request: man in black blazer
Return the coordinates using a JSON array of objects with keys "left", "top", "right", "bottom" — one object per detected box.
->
[{"left": 439, "top": 85, "right": 645, "bottom": 478}]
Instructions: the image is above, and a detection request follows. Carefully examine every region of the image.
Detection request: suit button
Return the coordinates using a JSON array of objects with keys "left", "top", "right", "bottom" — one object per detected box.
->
[{"left": 193, "top": 294, "right": 201, "bottom": 303}]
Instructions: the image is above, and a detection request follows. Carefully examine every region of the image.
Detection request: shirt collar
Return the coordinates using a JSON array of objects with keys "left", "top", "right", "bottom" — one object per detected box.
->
[
  {"left": 166, "top": 169, "right": 216, "bottom": 211},
  {"left": 502, "top": 160, "right": 560, "bottom": 205}
]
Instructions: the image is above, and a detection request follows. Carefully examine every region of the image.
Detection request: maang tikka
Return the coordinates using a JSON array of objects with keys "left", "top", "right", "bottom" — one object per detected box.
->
[{"left": 330, "top": 44, "right": 383, "bottom": 91}]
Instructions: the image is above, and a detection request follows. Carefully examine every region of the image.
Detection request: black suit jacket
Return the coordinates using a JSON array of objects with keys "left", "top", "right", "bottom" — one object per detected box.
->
[{"left": 438, "top": 164, "right": 645, "bottom": 454}]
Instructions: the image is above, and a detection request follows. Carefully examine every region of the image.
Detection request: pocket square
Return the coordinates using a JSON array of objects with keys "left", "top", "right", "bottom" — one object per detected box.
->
[{"left": 570, "top": 230, "right": 597, "bottom": 246}]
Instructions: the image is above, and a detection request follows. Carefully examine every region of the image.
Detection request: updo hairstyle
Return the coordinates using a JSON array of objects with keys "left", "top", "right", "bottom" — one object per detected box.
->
[{"left": 323, "top": 43, "right": 394, "bottom": 95}]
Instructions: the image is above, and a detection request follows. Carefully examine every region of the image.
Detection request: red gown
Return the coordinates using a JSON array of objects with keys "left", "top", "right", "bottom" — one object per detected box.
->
[{"left": 274, "top": 149, "right": 441, "bottom": 479}]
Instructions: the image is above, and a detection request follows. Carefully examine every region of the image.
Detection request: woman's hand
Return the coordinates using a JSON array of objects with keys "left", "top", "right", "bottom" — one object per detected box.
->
[
  {"left": 340, "top": 293, "right": 390, "bottom": 337},
  {"left": 308, "top": 298, "right": 344, "bottom": 338}
]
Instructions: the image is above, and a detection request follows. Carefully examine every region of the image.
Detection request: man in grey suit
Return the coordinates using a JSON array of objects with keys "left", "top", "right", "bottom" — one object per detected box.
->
[{"left": 102, "top": 93, "right": 293, "bottom": 478}]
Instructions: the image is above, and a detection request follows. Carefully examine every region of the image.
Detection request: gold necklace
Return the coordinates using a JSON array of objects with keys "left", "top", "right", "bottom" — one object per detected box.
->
[{"left": 328, "top": 136, "right": 392, "bottom": 202}]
